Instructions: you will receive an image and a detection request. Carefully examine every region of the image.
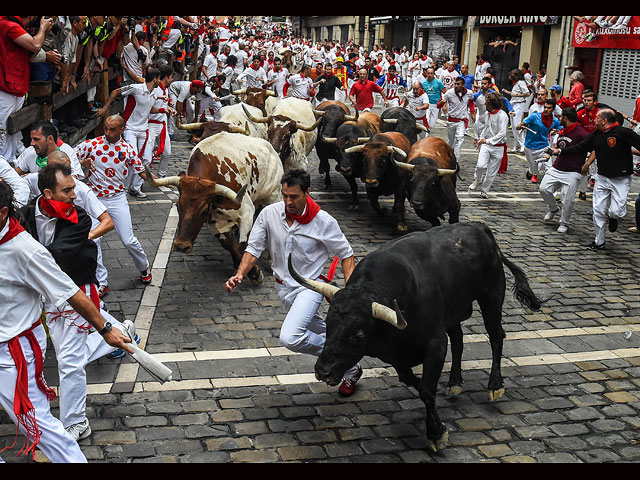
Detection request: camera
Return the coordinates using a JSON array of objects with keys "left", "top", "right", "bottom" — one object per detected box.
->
[{"left": 46, "top": 17, "right": 62, "bottom": 35}]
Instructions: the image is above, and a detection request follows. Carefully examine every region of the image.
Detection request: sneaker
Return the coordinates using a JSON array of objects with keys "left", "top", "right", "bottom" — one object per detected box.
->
[
  {"left": 557, "top": 225, "right": 568, "bottom": 234},
  {"left": 544, "top": 209, "right": 560, "bottom": 223},
  {"left": 65, "top": 418, "right": 91, "bottom": 441},
  {"left": 129, "top": 188, "right": 147, "bottom": 199},
  {"left": 526, "top": 171, "right": 533, "bottom": 180},
  {"left": 107, "top": 321, "right": 141, "bottom": 359},
  {"left": 608, "top": 218, "right": 618, "bottom": 233},
  {"left": 468, "top": 181, "right": 477, "bottom": 191},
  {"left": 479, "top": 190, "right": 489, "bottom": 199},
  {"left": 578, "top": 192, "right": 587, "bottom": 201},
  {"left": 97, "top": 285, "right": 110, "bottom": 298},
  {"left": 338, "top": 365, "right": 363, "bottom": 397},
  {"left": 629, "top": 227, "right": 639, "bottom": 234},
  {"left": 531, "top": 175, "right": 538, "bottom": 184},
  {"left": 587, "top": 241, "right": 605, "bottom": 251},
  {"left": 141, "top": 269, "right": 152, "bottom": 285}
]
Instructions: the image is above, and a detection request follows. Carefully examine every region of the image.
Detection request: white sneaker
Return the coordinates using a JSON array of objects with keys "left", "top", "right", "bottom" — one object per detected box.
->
[
  {"left": 479, "top": 190, "right": 489, "bottom": 199},
  {"left": 544, "top": 209, "right": 560, "bottom": 223},
  {"left": 65, "top": 418, "right": 91, "bottom": 441},
  {"left": 468, "top": 181, "right": 477, "bottom": 191},
  {"left": 557, "top": 225, "right": 568, "bottom": 234},
  {"left": 129, "top": 188, "right": 147, "bottom": 199}
]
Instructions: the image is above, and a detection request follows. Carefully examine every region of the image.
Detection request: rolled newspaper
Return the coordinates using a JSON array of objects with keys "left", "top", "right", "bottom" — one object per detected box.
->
[{"left": 128, "top": 343, "right": 173, "bottom": 384}]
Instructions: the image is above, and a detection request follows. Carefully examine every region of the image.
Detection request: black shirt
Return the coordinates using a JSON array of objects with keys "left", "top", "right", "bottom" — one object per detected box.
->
[{"left": 315, "top": 74, "right": 344, "bottom": 100}]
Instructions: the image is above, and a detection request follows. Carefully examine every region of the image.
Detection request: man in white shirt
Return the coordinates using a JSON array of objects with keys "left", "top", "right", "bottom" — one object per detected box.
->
[
  {"left": 0, "top": 181, "right": 130, "bottom": 463},
  {"left": 266, "top": 57, "right": 290, "bottom": 98},
  {"left": 0, "top": 155, "right": 29, "bottom": 207},
  {"left": 404, "top": 82, "right": 431, "bottom": 139},
  {"left": 440, "top": 62, "right": 460, "bottom": 92},
  {"left": 167, "top": 79, "right": 205, "bottom": 138},
  {"left": 438, "top": 77, "right": 475, "bottom": 159},
  {"left": 469, "top": 92, "right": 510, "bottom": 198},
  {"left": 225, "top": 169, "right": 363, "bottom": 397},
  {"left": 149, "top": 65, "right": 175, "bottom": 179},
  {"left": 121, "top": 31, "right": 152, "bottom": 84},
  {"left": 15, "top": 121, "right": 84, "bottom": 179},
  {"left": 200, "top": 44, "right": 220, "bottom": 83},
  {"left": 237, "top": 56, "right": 268, "bottom": 89},
  {"left": 501, "top": 69, "right": 531, "bottom": 153}
]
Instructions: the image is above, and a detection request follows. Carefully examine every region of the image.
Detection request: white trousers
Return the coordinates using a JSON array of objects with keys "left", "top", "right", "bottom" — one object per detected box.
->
[
  {"left": 0, "top": 90, "right": 25, "bottom": 164},
  {"left": 163, "top": 29, "right": 182, "bottom": 50},
  {"left": 475, "top": 114, "right": 487, "bottom": 140},
  {"left": 148, "top": 121, "right": 172, "bottom": 177},
  {"left": 45, "top": 288, "right": 126, "bottom": 428},
  {"left": 592, "top": 174, "right": 631, "bottom": 246},
  {"left": 168, "top": 95, "right": 195, "bottom": 136},
  {"left": 123, "top": 129, "right": 152, "bottom": 192},
  {"left": 97, "top": 193, "right": 149, "bottom": 279},
  {"left": 474, "top": 144, "right": 504, "bottom": 193},
  {"left": 510, "top": 102, "right": 528, "bottom": 151},
  {"left": 426, "top": 104, "right": 439, "bottom": 133},
  {"left": 197, "top": 96, "right": 222, "bottom": 121},
  {"left": 447, "top": 120, "right": 466, "bottom": 159},
  {"left": 579, "top": 161, "right": 597, "bottom": 192},
  {"left": 539, "top": 167, "right": 583, "bottom": 227},
  {"left": 276, "top": 285, "right": 360, "bottom": 381},
  {"left": 525, "top": 147, "right": 549, "bottom": 176},
  {"left": 0, "top": 325, "right": 87, "bottom": 463}
]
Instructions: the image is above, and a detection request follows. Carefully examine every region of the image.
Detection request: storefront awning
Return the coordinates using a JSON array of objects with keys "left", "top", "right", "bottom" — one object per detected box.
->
[{"left": 416, "top": 17, "right": 465, "bottom": 29}]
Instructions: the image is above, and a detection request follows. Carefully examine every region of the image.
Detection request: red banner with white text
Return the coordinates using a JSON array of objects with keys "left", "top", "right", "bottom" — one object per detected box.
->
[{"left": 572, "top": 16, "right": 640, "bottom": 49}]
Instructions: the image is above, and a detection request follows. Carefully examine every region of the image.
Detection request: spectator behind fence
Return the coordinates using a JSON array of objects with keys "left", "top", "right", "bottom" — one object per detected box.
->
[{"left": 0, "top": 16, "right": 54, "bottom": 164}]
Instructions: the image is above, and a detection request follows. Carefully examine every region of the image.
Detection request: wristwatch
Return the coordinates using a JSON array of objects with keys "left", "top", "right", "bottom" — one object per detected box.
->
[{"left": 98, "top": 322, "right": 112, "bottom": 336}]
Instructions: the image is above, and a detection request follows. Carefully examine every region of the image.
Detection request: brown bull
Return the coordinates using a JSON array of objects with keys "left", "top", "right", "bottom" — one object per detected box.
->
[
  {"left": 395, "top": 137, "right": 461, "bottom": 227},
  {"left": 232, "top": 87, "right": 278, "bottom": 116},
  {"left": 177, "top": 119, "right": 250, "bottom": 145},
  {"left": 344, "top": 132, "right": 412, "bottom": 232}
]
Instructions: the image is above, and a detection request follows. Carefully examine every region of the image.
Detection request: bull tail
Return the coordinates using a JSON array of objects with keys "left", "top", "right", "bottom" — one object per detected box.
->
[{"left": 498, "top": 250, "right": 546, "bottom": 312}]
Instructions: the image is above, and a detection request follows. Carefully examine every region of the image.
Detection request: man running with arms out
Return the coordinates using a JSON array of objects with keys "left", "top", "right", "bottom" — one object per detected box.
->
[{"left": 225, "top": 169, "right": 363, "bottom": 397}]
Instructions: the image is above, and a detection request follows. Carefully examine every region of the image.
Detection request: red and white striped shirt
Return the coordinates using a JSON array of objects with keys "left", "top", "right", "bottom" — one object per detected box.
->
[{"left": 75, "top": 136, "right": 143, "bottom": 198}]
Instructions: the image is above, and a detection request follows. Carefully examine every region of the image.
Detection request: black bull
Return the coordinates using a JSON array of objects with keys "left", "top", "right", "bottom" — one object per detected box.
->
[{"left": 288, "top": 222, "right": 545, "bottom": 452}]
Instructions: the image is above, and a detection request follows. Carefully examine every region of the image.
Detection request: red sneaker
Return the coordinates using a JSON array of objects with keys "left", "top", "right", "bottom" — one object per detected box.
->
[
  {"left": 97, "top": 285, "right": 110, "bottom": 298},
  {"left": 531, "top": 175, "right": 538, "bottom": 184},
  {"left": 140, "top": 269, "right": 152, "bottom": 285},
  {"left": 338, "top": 366, "right": 363, "bottom": 397}
]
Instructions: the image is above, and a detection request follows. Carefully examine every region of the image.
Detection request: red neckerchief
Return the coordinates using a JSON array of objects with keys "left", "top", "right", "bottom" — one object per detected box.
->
[
  {"left": 604, "top": 122, "right": 620, "bottom": 132},
  {"left": 250, "top": 63, "right": 260, "bottom": 71},
  {"left": 488, "top": 108, "right": 501, "bottom": 115},
  {"left": 286, "top": 196, "right": 321, "bottom": 225},
  {"left": 541, "top": 113, "right": 554, "bottom": 129},
  {"left": 0, "top": 217, "right": 25, "bottom": 245},
  {"left": 39, "top": 197, "right": 78, "bottom": 224},
  {"left": 559, "top": 123, "right": 578, "bottom": 136}
]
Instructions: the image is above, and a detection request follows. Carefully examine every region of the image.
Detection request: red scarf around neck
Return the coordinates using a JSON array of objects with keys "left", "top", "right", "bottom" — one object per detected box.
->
[
  {"left": 541, "top": 114, "right": 554, "bottom": 129},
  {"left": 559, "top": 123, "right": 578, "bottom": 136},
  {"left": 39, "top": 197, "right": 78, "bottom": 224},
  {"left": 286, "top": 196, "right": 321, "bottom": 224},
  {"left": 0, "top": 217, "right": 25, "bottom": 245}
]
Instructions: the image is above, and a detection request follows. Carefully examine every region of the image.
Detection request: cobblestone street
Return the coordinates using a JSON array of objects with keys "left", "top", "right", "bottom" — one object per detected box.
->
[{"left": 2, "top": 111, "right": 640, "bottom": 464}]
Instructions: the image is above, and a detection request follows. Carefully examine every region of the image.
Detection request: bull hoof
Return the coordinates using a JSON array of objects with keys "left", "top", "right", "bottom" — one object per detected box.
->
[
  {"left": 427, "top": 430, "right": 449, "bottom": 453},
  {"left": 447, "top": 385, "right": 463, "bottom": 396},
  {"left": 397, "top": 223, "right": 408, "bottom": 233},
  {"left": 488, "top": 388, "right": 505, "bottom": 402},
  {"left": 250, "top": 270, "right": 264, "bottom": 286}
]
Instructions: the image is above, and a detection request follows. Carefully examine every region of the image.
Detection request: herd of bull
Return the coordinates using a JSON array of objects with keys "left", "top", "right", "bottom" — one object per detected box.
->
[{"left": 146, "top": 88, "right": 547, "bottom": 453}]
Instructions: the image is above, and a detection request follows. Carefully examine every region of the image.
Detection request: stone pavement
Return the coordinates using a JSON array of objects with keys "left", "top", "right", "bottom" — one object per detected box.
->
[{"left": 2, "top": 107, "right": 640, "bottom": 463}]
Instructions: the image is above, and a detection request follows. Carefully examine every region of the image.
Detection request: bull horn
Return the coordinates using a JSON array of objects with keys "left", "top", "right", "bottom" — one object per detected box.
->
[
  {"left": 265, "top": 90, "right": 278, "bottom": 97},
  {"left": 416, "top": 122, "right": 430, "bottom": 133},
  {"left": 344, "top": 145, "right": 366, "bottom": 154},
  {"left": 228, "top": 123, "right": 251, "bottom": 135},
  {"left": 357, "top": 137, "right": 370, "bottom": 144},
  {"left": 394, "top": 160, "right": 415, "bottom": 172},
  {"left": 177, "top": 121, "right": 205, "bottom": 131},
  {"left": 383, "top": 118, "right": 399, "bottom": 124},
  {"left": 144, "top": 164, "right": 180, "bottom": 187},
  {"left": 287, "top": 254, "right": 341, "bottom": 300},
  {"left": 322, "top": 137, "right": 337, "bottom": 144},
  {"left": 344, "top": 114, "right": 357, "bottom": 121},
  {"left": 214, "top": 183, "right": 248, "bottom": 204},
  {"left": 313, "top": 110, "right": 326, "bottom": 117},
  {"left": 437, "top": 169, "right": 458, "bottom": 177},
  {"left": 242, "top": 104, "right": 268, "bottom": 124},
  {"left": 372, "top": 300, "right": 408, "bottom": 330},
  {"left": 387, "top": 146, "right": 407, "bottom": 159},
  {"left": 295, "top": 117, "right": 322, "bottom": 132},
  {"left": 232, "top": 88, "right": 247, "bottom": 96}
]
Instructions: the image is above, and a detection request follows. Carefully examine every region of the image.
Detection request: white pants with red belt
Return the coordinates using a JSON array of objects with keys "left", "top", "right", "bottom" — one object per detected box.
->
[
  {"left": 0, "top": 325, "right": 87, "bottom": 463},
  {"left": 148, "top": 121, "right": 172, "bottom": 177},
  {"left": 474, "top": 143, "right": 505, "bottom": 193},
  {"left": 123, "top": 129, "right": 152, "bottom": 193},
  {"left": 45, "top": 285, "right": 127, "bottom": 429},
  {"left": 592, "top": 174, "right": 631, "bottom": 246},
  {"left": 447, "top": 120, "right": 466, "bottom": 159},
  {"left": 275, "top": 284, "right": 360, "bottom": 381},
  {"left": 539, "top": 167, "right": 583, "bottom": 228},
  {"left": 0, "top": 90, "right": 25, "bottom": 164}
]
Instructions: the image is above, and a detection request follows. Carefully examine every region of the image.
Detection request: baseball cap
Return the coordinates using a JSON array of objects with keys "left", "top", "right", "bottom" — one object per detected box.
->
[
  {"left": 336, "top": 57, "right": 344, "bottom": 63},
  {"left": 550, "top": 84, "right": 562, "bottom": 93}
]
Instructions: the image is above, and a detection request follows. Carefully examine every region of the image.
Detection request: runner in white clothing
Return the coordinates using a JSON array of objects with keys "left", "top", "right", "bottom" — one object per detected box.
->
[
  {"left": 438, "top": 77, "right": 475, "bottom": 159},
  {"left": 404, "top": 82, "right": 430, "bottom": 139}
]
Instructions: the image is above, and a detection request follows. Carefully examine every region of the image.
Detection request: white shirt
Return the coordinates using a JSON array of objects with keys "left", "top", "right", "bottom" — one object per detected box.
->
[
  {"left": 405, "top": 91, "right": 430, "bottom": 119},
  {"left": 234, "top": 50, "right": 248, "bottom": 74},
  {"left": 440, "top": 69, "right": 459, "bottom": 91},
  {"left": 168, "top": 80, "right": 194, "bottom": 103},
  {"left": 121, "top": 43, "right": 150, "bottom": 83},
  {"left": 74, "top": 136, "right": 143, "bottom": 198},
  {"left": 245, "top": 201, "right": 353, "bottom": 289},
  {"left": 481, "top": 110, "right": 509, "bottom": 146},
  {"left": 0, "top": 220, "right": 78, "bottom": 342},
  {"left": 510, "top": 80, "right": 529, "bottom": 104},
  {"left": 34, "top": 198, "right": 58, "bottom": 247},
  {"left": 475, "top": 61, "right": 491, "bottom": 81},
  {"left": 286, "top": 74, "right": 313, "bottom": 100},
  {"left": 202, "top": 53, "right": 219, "bottom": 81},
  {"left": 0, "top": 156, "right": 29, "bottom": 207},
  {"left": 25, "top": 173, "right": 107, "bottom": 221},
  {"left": 442, "top": 88, "right": 474, "bottom": 120},
  {"left": 120, "top": 83, "right": 158, "bottom": 133},
  {"left": 237, "top": 66, "right": 267, "bottom": 88},
  {"left": 150, "top": 84, "right": 170, "bottom": 123},
  {"left": 221, "top": 66, "right": 234, "bottom": 90},
  {"left": 15, "top": 143, "right": 84, "bottom": 179},
  {"left": 267, "top": 67, "right": 289, "bottom": 98},
  {"left": 529, "top": 102, "right": 562, "bottom": 118}
]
